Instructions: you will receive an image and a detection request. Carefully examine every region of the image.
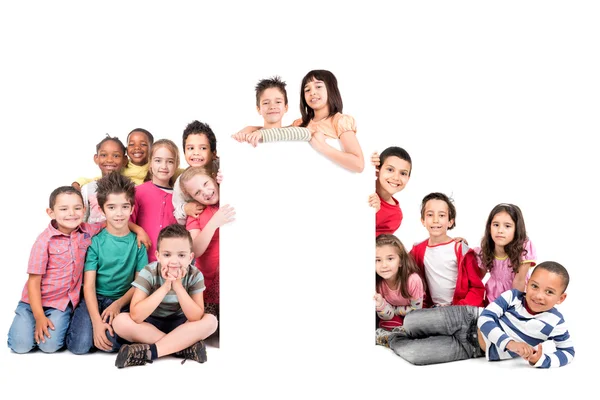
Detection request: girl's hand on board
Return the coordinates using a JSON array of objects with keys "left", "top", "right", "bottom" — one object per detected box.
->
[
  {"left": 214, "top": 204, "right": 236, "bottom": 228},
  {"left": 309, "top": 131, "right": 326, "bottom": 151}
]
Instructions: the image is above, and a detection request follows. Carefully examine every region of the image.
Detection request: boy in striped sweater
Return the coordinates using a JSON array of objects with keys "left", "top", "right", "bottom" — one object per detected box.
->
[{"left": 376, "top": 261, "right": 574, "bottom": 368}]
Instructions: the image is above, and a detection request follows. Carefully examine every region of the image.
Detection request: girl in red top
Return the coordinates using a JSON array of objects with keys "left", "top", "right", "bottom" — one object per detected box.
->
[
  {"left": 370, "top": 147, "right": 412, "bottom": 236},
  {"left": 178, "top": 166, "right": 235, "bottom": 319}
]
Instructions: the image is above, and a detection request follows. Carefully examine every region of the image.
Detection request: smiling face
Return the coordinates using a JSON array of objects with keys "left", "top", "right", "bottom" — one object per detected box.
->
[
  {"left": 101, "top": 193, "right": 133, "bottom": 234},
  {"left": 258, "top": 87, "right": 288, "bottom": 128},
  {"left": 150, "top": 146, "right": 176, "bottom": 187},
  {"left": 184, "top": 133, "right": 214, "bottom": 167},
  {"left": 375, "top": 244, "right": 400, "bottom": 285},
  {"left": 183, "top": 174, "right": 219, "bottom": 205},
  {"left": 490, "top": 211, "right": 516, "bottom": 249},
  {"left": 127, "top": 130, "right": 151, "bottom": 166},
  {"left": 46, "top": 192, "right": 85, "bottom": 234},
  {"left": 525, "top": 268, "right": 567, "bottom": 313},
  {"left": 94, "top": 140, "right": 126, "bottom": 176},
  {"left": 156, "top": 237, "right": 194, "bottom": 278},
  {"left": 422, "top": 199, "right": 453, "bottom": 243},
  {"left": 303, "top": 79, "right": 329, "bottom": 113},
  {"left": 377, "top": 156, "right": 411, "bottom": 199}
]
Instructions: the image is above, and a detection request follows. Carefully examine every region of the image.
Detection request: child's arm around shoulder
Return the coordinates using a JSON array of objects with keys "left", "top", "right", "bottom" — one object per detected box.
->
[{"left": 188, "top": 204, "right": 236, "bottom": 257}]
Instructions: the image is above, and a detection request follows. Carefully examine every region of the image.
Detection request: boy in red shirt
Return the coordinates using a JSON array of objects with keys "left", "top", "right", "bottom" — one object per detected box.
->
[
  {"left": 409, "top": 192, "right": 484, "bottom": 308},
  {"left": 370, "top": 147, "right": 412, "bottom": 236}
]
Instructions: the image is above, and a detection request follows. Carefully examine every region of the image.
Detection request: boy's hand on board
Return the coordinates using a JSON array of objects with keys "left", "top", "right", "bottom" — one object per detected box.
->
[
  {"left": 368, "top": 193, "right": 381, "bottom": 211},
  {"left": 371, "top": 152, "right": 380, "bottom": 170},
  {"left": 246, "top": 131, "right": 263, "bottom": 147}
]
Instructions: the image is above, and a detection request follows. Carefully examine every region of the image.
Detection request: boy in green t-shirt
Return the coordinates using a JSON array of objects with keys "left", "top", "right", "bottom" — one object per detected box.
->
[{"left": 66, "top": 172, "right": 148, "bottom": 354}]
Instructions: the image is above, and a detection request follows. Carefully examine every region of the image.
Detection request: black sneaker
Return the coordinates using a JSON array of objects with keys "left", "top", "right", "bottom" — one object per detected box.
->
[
  {"left": 174, "top": 341, "right": 207, "bottom": 364},
  {"left": 115, "top": 343, "right": 153, "bottom": 369}
]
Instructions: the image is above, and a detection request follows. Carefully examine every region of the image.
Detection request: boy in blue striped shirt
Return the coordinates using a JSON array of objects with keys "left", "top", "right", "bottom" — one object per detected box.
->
[{"left": 376, "top": 261, "right": 574, "bottom": 368}]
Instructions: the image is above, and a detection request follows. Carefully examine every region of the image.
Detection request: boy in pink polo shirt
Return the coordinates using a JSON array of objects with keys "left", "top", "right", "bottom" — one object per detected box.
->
[{"left": 7, "top": 186, "right": 149, "bottom": 354}]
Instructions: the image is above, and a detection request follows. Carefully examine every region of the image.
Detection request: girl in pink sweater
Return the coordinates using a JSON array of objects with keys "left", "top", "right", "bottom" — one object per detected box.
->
[
  {"left": 131, "top": 139, "right": 180, "bottom": 262},
  {"left": 374, "top": 234, "right": 424, "bottom": 330}
]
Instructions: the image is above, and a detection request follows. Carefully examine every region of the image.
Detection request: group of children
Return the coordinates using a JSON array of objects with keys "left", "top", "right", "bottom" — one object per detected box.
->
[
  {"left": 8, "top": 119, "right": 230, "bottom": 368},
  {"left": 6, "top": 67, "right": 575, "bottom": 370},
  {"left": 371, "top": 147, "right": 574, "bottom": 368}
]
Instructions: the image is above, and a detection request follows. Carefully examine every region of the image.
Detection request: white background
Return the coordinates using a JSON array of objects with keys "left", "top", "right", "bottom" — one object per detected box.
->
[{"left": 0, "top": 1, "right": 598, "bottom": 398}]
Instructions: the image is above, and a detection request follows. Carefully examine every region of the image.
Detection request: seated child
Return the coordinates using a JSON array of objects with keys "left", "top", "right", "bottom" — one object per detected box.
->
[
  {"left": 376, "top": 261, "right": 574, "bottom": 369},
  {"left": 369, "top": 147, "right": 412, "bottom": 236},
  {"left": 66, "top": 172, "right": 149, "bottom": 354},
  {"left": 7, "top": 186, "right": 104, "bottom": 353},
  {"left": 179, "top": 166, "right": 236, "bottom": 322},
  {"left": 81, "top": 135, "right": 128, "bottom": 223},
  {"left": 409, "top": 192, "right": 484, "bottom": 307},
  {"left": 172, "top": 120, "right": 220, "bottom": 225},
  {"left": 112, "top": 224, "right": 218, "bottom": 368},
  {"left": 374, "top": 234, "right": 424, "bottom": 330}
]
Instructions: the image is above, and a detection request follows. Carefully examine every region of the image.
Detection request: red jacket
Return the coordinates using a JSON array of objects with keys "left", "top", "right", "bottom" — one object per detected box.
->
[{"left": 410, "top": 239, "right": 484, "bottom": 308}]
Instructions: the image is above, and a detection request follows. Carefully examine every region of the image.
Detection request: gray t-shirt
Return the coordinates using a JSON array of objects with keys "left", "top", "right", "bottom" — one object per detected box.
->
[{"left": 131, "top": 261, "right": 205, "bottom": 318}]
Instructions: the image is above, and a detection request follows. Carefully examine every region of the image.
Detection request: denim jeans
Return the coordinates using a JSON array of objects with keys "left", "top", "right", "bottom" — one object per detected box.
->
[
  {"left": 7, "top": 301, "right": 73, "bottom": 354},
  {"left": 65, "top": 295, "right": 127, "bottom": 354},
  {"left": 388, "top": 306, "right": 484, "bottom": 365}
]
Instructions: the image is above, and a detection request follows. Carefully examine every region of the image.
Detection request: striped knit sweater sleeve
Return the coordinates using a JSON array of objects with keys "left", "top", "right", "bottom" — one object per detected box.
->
[
  {"left": 375, "top": 298, "right": 395, "bottom": 320},
  {"left": 260, "top": 127, "right": 311, "bottom": 143},
  {"left": 394, "top": 297, "right": 423, "bottom": 317},
  {"left": 477, "top": 289, "right": 575, "bottom": 368}
]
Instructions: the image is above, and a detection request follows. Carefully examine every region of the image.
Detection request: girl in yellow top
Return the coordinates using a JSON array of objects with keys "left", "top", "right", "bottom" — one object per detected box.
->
[{"left": 72, "top": 128, "right": 154, "bottom": 189}]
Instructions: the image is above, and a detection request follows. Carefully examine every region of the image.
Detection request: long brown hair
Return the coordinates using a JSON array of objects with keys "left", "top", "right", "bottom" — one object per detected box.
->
[
  {"left": 480, "top": 203, "right": 529, "bottom": 274},
  {"left": 299, "top": 70, "right": 343, "bottom": 127},
  {"left": 375, "top": 234, "right": 424, "bottom": 298}
]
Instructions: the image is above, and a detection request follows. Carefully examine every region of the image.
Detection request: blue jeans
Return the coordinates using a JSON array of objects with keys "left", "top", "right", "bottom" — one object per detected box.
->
[
  {"left": 7, "top": 301, "right": 73, "bottom": 354},
  {"left": 65, "top": 295, "right": 126, "bottom": 354},
  {"left": 388, "top": 306, "right": 484, "bottom": 365}
]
